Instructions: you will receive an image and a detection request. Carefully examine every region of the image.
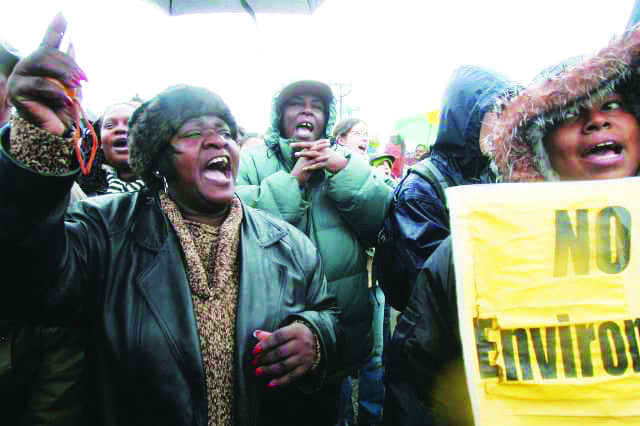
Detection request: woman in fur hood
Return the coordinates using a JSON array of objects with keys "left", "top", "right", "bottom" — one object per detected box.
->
[
  {"left": 484, "top": 27, "right": 640, "bottom": 182},
  {"left": 382, "top": 26, "right": 640, "bottom": 426}
]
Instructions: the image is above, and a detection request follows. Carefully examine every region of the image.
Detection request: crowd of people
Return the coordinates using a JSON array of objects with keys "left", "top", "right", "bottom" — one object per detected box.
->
[{"left": 2, "top": 11, "right": 640, "bottom": 426}]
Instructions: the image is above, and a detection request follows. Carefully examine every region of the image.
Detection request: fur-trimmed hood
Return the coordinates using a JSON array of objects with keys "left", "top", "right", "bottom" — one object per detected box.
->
[
  {"left": 485, "top": 26, "right": 640, "bottom": 182},
  {"left": 263, "top": 80, "right": 337, "bottom": 171}
]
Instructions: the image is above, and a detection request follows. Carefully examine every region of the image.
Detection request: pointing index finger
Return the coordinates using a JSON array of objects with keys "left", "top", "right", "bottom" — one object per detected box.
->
[{"left": 40, "top": 12, "right": 67, "bottom": 49}]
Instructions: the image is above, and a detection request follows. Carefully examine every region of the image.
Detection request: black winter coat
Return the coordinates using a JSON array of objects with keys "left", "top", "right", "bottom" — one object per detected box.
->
[
  {"left": 0, "top": 144, "right": 342, "bottom": 426},
  {"left": 0, "top": 320, "right": 84, "bottom": 426},
  {"left": 382, "top": 238, "right": 472, "bottom": 426},
  {"left": 382, "top": 65, "right": 520, "bottom": 425}
]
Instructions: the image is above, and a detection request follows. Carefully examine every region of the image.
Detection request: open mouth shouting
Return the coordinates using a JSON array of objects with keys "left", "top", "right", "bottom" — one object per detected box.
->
[
  {"left": 293, "top": 120, "right": 316, "bottom": 139},
  {"left": 203, "top": 155, "right": 232, "bottom": 184},
  {"left": 281, "top": 94, "right": 327, "bottom": 141},
  {"left": 546, "top": 93, "right": 640, "bottom": 180},
  {"left": 111, "top": 137, "right": 129, "bottom": 155},
  {"left": 581, "top": 140, "right": 625, "bottom": 166}
]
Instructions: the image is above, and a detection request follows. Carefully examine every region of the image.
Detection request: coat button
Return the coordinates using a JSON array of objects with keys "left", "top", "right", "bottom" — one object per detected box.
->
[{"left": 0, "top": 336, "right": 5, "bottom": 344}]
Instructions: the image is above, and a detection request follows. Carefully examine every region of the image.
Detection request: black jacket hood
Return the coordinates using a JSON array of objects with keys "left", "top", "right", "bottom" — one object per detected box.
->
[{"left": 431, "top": 65, "right": 520, "bottom": 179}]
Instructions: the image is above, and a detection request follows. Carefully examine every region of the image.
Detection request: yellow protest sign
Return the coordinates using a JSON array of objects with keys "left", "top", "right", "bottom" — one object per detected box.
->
[{"left": 448, "top": 178, "right": 640, "bottom": 426}]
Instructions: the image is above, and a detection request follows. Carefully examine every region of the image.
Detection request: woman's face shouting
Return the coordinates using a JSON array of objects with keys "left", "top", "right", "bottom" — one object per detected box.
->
[
  {"left": 546, "top": 94, "right": 640, "bottom": 180},
  {"left": 101, "top": 103, "right": 137, "bottom": 172},
  {"left": 167, "top": 115, "right": 239, "bottom": 216}
]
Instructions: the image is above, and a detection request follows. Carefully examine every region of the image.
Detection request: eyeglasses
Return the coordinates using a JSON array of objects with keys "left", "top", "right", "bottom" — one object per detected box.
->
[{"left": 349, "top": 130, "right": 369, "bottom": 138}]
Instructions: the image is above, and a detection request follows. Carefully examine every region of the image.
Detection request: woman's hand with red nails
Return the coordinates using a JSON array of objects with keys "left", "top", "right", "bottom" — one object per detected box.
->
[{"left": 251, "top": 322, "right": 318, "bottom": 388}]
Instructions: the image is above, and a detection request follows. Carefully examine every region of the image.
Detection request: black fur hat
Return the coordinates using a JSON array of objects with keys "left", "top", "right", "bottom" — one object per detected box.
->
[{"left": 128, "top": 84, "right": 237, "bottom": 189}]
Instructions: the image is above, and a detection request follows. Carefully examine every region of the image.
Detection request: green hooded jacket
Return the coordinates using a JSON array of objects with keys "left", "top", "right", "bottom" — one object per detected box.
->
[{"left": 236, "top": 82, "right": 393, "bottom": 379}]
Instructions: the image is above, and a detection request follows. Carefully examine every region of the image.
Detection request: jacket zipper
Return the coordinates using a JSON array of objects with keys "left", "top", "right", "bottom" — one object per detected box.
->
[{"left": 252, "top": 265, "right": 287, "bottom": 425}]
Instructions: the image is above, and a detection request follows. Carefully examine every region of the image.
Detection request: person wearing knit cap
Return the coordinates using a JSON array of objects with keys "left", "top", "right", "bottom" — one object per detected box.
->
[
  {"left": 0, "top": 14, "right": 342, "bottom": 426},
  {"left": 236, "top": 80, "right": 393, "bottom": 424},
  {"left": 382, "top": 27, "right": 640, "bottom": 426},
  {"left": 369, "top": 152, "right": 396, "bottom": 178}
]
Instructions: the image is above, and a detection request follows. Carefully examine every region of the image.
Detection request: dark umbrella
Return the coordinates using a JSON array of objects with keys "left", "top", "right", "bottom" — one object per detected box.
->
[{"left": 145, "top": 0, "right": 325, "bottom": 18}]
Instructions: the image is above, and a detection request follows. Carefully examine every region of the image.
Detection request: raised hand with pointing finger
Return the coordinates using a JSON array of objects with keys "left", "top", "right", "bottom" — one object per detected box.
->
[{"left": 9, "top": 12, "right": 87, "bottom": 136}]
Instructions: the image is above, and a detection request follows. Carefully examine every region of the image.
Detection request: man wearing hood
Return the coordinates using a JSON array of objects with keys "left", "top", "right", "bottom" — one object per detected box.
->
[
  {"left": 376, "top": 65, "right": 520, "bottom": 311},
  {"left": 383, "top": 28, "right": 640, "bottom": 426},
  {"left": 236, "top": 80, "right": 393, "bottom": 423}
]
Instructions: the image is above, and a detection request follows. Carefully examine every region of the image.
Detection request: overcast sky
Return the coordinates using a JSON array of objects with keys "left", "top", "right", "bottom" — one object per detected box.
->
[{"left": 1, "top": 0, "right": 636, "bottom": 144}]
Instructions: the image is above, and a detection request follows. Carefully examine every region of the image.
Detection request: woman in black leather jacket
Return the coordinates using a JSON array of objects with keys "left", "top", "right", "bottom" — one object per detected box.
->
[{"left": 0, "top": 14, "right": 341, "bottom": 426}]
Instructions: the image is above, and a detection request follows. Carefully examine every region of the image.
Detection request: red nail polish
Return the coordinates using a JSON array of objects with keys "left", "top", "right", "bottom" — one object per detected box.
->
[
  {"left": 268, "top": 381, "right": 277, "bottom": 388},
  {"left": 252, "top": 345, "right": 262, "bottom": 356},
  {"left": 255, "top": 368, "right": 264, "bottom": 377}
]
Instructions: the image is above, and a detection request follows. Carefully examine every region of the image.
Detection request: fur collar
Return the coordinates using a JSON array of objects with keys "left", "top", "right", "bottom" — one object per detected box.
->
[{"left": 484, "top": 27, "right": 640, "bottom": 182}]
